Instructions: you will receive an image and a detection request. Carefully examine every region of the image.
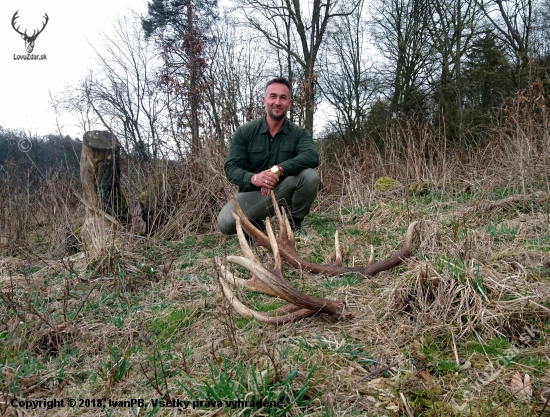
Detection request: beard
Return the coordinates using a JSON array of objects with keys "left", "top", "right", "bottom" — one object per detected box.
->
[{"left": 267, "top": 107, "right": 286, "bottom": 121}]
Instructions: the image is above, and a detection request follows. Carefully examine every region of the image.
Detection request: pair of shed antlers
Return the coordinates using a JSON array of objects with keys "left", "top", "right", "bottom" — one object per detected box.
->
[{"left": 215, "top": 193, "right": 419, "bottom": 325}]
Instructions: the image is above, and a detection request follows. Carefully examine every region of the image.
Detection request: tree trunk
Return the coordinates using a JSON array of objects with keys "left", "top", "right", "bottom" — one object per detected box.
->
[{"left": 79, "top": 130, "right": 126, "bottom": 255}]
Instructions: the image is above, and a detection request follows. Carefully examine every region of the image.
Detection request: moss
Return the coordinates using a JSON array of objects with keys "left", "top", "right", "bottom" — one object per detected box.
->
[
  {"left": 83, "top": 130, "right": 116, "bottom": 150},
  {"left": 27, "top": 230, "right": 46, "bottom": 244},
  {"left": 407, "top": 387, "right": 459, "bottom": 416},
  {"left": 138, "top": 190, "right": 148, "bottom": 205},
  {"left": 374, "top": 176, "right": 402, "bottom": 192}
]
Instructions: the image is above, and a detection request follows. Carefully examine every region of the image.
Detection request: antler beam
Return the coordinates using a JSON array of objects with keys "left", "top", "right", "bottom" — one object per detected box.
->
[
  {"left": 11, "top": 11, "right": 25, "bottom": 37},
  {"left": 11, "top": 11, "right": 49, "bottom": 38}
]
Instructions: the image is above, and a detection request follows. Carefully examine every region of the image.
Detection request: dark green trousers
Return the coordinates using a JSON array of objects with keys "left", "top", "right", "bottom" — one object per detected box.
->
[{"left": 217, "top": 168, "right": 319, "bottom": 235}]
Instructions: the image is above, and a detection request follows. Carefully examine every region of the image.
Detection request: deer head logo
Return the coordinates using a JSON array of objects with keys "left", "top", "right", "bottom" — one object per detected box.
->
[{"left": 11, "top": 11, "right": 49, "bottom": 54}]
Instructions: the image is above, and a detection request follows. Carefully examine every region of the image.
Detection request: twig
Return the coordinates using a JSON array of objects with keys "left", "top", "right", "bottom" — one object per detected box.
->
[
  {"left": 72, "top": 281, "right": 99, "bottom": 321},
  {"left": 452, "top": 330, "right": 460, "bottom": 366},
  {"left": 536, "top": 387, "right": 550, "bottom": 417},
  {"left": 140, "top": 361, "right": 171, "bottom": 402},
  {"left": 359, "top": 360, "right": 399, "bottom": 382},
  {"left": 400, "top": 392, "right": 414, "bottom": 417}
]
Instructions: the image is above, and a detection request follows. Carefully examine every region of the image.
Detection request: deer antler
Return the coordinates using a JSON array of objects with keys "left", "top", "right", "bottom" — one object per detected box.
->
[
  {"left": 11, "top": 11, "right": 25, "bottom": 37},
  {"left": 216, "top": 193, "right": 419, "bottom": 324},
  {"left": 233, "top": 193, "right": 418, "bottom": 277},
  {"left": 12, "top": 11, "right": 49, "bottom": 54},
  {"left": 31, "top": 13, "right": 49, "bottom": 39},
  {"left": 216, "top": 212, "right": 345, "bottom": 325},
  {"left": 11, "top": 12, "right": 49, "bottom": 39}
]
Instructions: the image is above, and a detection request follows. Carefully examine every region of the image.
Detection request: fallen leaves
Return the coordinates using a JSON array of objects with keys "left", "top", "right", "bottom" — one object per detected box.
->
[
  {"left": 417, "top": 369, "right": 432, "bottom": 383},
  {"left": 509, "top": 372, "right": 532, "bottom": 403}
]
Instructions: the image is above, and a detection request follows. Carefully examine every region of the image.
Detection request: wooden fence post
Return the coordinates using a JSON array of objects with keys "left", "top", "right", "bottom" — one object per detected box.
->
[{"left": 79, "top": 131, "right": 126, "bottom": 255}]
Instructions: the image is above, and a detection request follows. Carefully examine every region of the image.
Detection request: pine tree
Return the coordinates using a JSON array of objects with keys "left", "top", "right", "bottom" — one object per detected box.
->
[{"left": 142, "top": 0, "right": 217, "bottom": 155}]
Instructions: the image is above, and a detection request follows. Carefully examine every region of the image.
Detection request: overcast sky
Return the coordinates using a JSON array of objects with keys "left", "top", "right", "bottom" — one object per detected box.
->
[{"left": 1, "top": 0, "right": 148, "bottom": 138}]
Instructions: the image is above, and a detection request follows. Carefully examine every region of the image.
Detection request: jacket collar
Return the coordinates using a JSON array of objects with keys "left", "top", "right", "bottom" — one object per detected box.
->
[{"left": 261, "top": 116, "right": 290, "bottom": 135}]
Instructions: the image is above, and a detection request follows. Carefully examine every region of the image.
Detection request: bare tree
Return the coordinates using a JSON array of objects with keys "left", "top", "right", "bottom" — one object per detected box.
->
[
  {"left": 203, "top": 20, "right": 267, "bottom": 149},
  {"left": 475, "top": 0, "right": 534, "bottom": 75},
  {"left": 318, "top": 0, "right": 379, "bottom": 144},
  {"left": 57, "top": 16, "right": 163, "bottom": 161},
  {"left": 50, "top": 84, "right": 98, "bottom": 135},
  {"left": 531, "top": 0, "right": 550, "bottom": 57},
  {"left": 371, "top": 0, "right": 433, "bottom": 117},
  {"left": 142, "top": 0, "right": 217, "bottom": 155},
  {"left": 427, "top": 0, "right": 480, "bottom": 142}
]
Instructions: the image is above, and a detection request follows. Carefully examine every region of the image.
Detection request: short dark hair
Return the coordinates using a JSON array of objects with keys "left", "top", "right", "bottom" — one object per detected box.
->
[{"left": 265, "top": 77, "right": 292, "bottom": 95}]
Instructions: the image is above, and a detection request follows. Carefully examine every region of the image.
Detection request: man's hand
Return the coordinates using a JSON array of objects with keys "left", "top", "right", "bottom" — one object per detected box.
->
[{"left": 251, "top": 169, "right": 280, "bottom": 196}]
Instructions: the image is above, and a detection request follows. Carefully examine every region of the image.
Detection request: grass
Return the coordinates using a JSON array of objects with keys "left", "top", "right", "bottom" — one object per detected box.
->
[{"left": 179, "top": 359, "right": 322, "bottom": 416}]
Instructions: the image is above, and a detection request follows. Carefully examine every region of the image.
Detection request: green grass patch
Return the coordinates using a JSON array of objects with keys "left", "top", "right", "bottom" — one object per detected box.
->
[
  {"left": 513, "top": 354, "right": 548, "bottom": 376},
  {"left": 320, "top": 274, "right": 364, "bottom": 289},
  {"left": 467, "top": 337, "right": 509, "bottom": 356},
  {"left": 179, "top": 359, "right": 322, "bottom": 416},
  {"left": 150, "top": 307, "right": 197, "bottom": 342}
]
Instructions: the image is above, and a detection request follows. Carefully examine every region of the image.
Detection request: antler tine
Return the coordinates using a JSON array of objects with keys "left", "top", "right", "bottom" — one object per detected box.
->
[
  {"left": 218, "top": 274, "right": 316, "bottom": 324},
  {"left": 367, "top": 245, "right": 375, "bottom": 266},
  {"left": 271, "top": 192, "right": 287, "bottom": 241},
  {"left": 363, "top": 221, "right": 419, "bottom": 276},
  {"left": 35, "top": 13, "right": 49, "bottom": 37},
  {"left": 231, "top": 197, "right": 270, "bottom": 247},
  {"left": 283, "top": 212, "right": 296, "bottom": 247},
  {"left": 232, "top": 212, "right": 260, "bottom": 263},
  {"left": 11, "top": 11, "right": 25, "bottom": 36},
  {"left": 334, "top": 231, "right": 343, "bottom": 265},
  {"left": 273, "top": 207, "right": 296, "bottom": 249},
  {"left": 215, "top": 256, "right": 280, "bottom": 297},
  {"left": 265, "top": 218, "right": 282, "bottom": 274},
  {"left": 269, "top": 192, "right": 296, "bottom": 247}
]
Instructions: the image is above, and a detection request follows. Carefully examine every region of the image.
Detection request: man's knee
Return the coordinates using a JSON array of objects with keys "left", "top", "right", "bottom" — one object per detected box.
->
[
  {"left": 299, "top": 168, "right": 320, "bottom": 195},
  {"left": 217, "top": 207, "right": 236, "bottom": 235},
  {"left": 299, "top": 168, "right": 320, "bottom": 191}
]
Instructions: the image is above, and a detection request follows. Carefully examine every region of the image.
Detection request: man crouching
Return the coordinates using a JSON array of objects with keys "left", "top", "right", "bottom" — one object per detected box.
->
[{"left": 217, "top": 77, "right": 320, "bottom": 235}]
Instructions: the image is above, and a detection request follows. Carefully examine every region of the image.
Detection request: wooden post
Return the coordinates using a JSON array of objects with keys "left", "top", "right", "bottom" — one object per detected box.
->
[{"left": 79, "top": 131, "right": 126, "bottom": 255}]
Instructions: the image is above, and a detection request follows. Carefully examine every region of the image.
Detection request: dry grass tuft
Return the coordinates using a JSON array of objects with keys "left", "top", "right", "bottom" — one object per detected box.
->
[
  {"left": 453, "top": 192, "right": 550, "bottom": 223},
  {"left": 385, "top": 258, "right": 550, "bottom": 339},
  {"left": 120, "top": 142, "right": 233, "bottom": 240}
]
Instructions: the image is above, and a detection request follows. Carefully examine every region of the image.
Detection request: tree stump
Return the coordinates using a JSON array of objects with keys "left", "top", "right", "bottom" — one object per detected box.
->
[{"left": 79, "top": 131, "right": 126, "bottom": 256}]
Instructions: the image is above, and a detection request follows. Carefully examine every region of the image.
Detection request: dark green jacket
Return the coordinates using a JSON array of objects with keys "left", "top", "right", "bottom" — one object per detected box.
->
[{"left": 224, "top": 117, "right": 319, "bottom": 192}]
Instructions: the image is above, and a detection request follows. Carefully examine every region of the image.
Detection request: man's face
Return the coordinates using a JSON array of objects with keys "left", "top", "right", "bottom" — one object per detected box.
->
[{"left": 262, "top": 83, "right": 292, "bottom": 121}]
